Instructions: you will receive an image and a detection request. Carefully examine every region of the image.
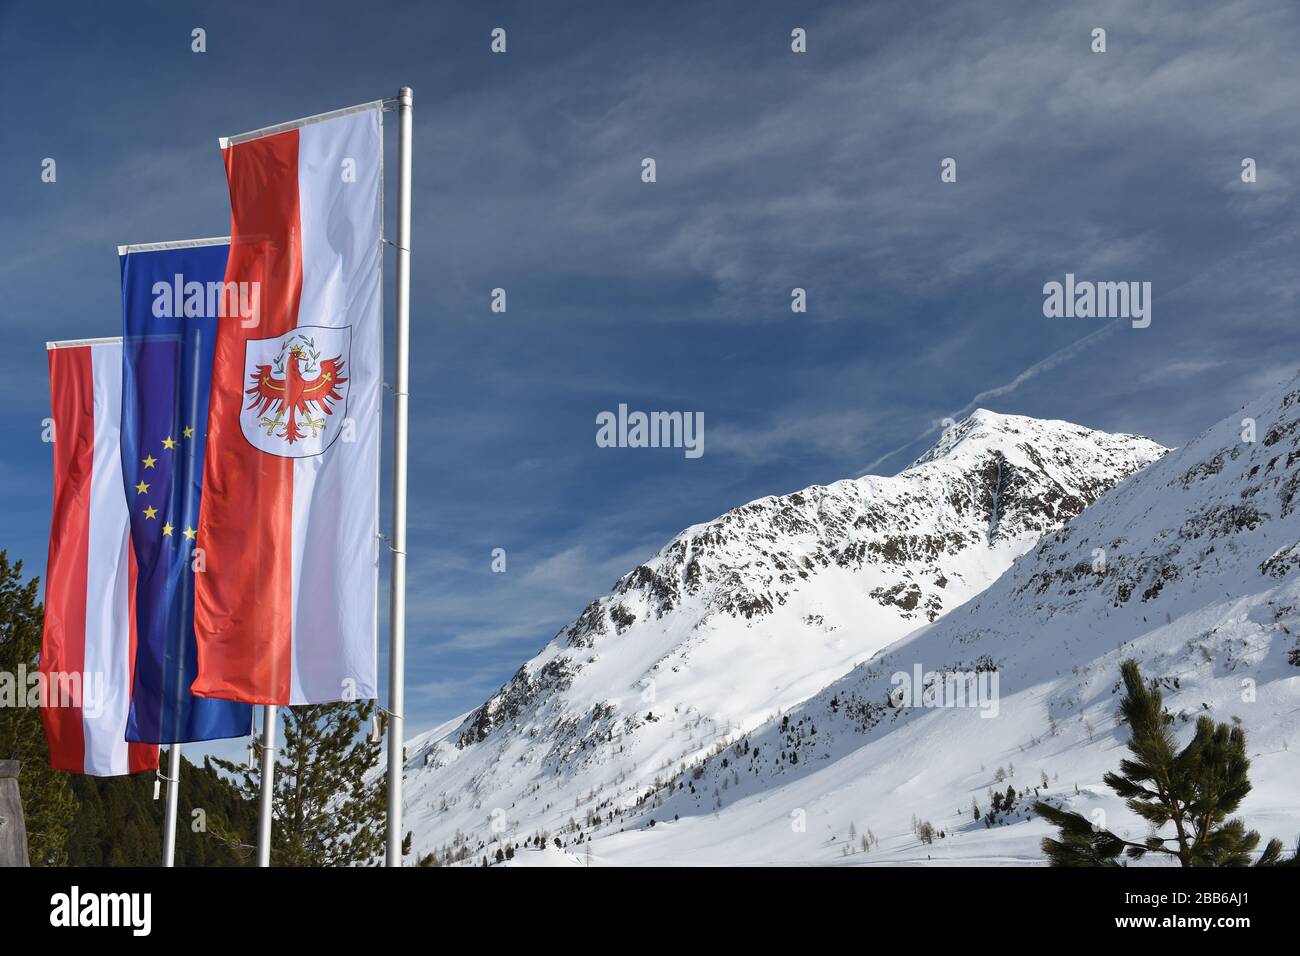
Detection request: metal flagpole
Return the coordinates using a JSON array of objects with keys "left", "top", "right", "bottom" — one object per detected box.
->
[
  {"left": 161, "top": 744, "right": 181, "bottom": 867},
  {"left": 385, "top": 85, "right": 413, "bottom": 867},
  {"left": 256, "top": 704, "right": 277, "bottom": 867}
]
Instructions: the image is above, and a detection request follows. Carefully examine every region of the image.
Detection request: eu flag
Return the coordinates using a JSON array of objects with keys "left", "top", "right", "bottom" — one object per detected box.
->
[{"left": 119, "top": 239, "right": 253, "bottom": 744}]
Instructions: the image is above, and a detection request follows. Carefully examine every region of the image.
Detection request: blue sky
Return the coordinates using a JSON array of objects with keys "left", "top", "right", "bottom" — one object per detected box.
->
[{"left": 3, "top": 0, "right": 1299, "bottom": 762}]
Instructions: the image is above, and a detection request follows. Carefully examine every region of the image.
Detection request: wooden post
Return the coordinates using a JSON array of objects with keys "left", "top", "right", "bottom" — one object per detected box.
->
[{"left": 0, "top": 760, "right": 29, "bottom": 867}]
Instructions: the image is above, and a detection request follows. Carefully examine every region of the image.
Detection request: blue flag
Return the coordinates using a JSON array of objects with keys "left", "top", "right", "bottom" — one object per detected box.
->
[{"left": 119, "top": 239, "right": 253, "bottom": 744}]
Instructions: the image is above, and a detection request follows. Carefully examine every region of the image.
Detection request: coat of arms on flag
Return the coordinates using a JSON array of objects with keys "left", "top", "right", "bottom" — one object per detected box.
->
[{"left": 241, "top": 326, "right": 351, "bottom": 457}]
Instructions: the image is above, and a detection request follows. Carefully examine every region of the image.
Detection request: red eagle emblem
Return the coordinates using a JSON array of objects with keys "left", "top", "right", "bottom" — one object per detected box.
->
[{"left": 246, "top": 341, "right": 348, "bottom": 444}]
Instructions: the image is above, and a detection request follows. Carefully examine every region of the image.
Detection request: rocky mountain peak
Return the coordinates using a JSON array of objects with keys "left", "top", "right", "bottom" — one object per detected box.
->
[
  {"left": 632, "top": 371, "right": 1300, "bottom": 866},
  {"left": 403, "top": 410, "right": 1167, "bottom": 862}
]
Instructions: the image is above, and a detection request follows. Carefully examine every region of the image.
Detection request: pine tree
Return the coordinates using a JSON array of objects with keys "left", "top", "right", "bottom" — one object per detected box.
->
[
  {"left": 215, "top": 701, "right": 385, "bottom": 866},
  {"left": 175, "top": 755, "right": 259, "bottom": 865},
  {"left": 1036, "top": 659, "right": 1287, "bottom": 866},
  {"left": 0, "top": 551, "right": 78, "bottom": 865}
]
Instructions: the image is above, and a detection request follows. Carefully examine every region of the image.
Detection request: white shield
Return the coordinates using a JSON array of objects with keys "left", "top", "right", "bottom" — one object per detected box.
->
[{"left": 240, "top": 325, "right": 352, "bottom": 459}]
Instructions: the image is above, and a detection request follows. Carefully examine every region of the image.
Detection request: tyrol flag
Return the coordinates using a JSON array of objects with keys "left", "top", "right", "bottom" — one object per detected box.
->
[
  {"left": 193, "top": 103, "right": 383, "bottom": 705},
  {"left": 118, "top": 238, "right": 255, "bottom": 744},
  {"left": 42, "top": 339, "right": 159, "bottom": 776}
]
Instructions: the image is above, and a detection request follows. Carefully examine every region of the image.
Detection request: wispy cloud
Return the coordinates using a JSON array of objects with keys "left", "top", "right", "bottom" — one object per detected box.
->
[{"left": 858, "top": 323, "right": 1121, "bottom": 475}]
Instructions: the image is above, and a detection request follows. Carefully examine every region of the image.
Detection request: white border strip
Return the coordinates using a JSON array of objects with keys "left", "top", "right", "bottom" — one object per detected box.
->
[
  {"left": 117, "top": 236, "right": 230, "bottom": 257},
  {"left": 47, "top": 336, "right": 122, "bottom": 350},
  {"left": 219, "top": 99, "right": 385, "bottom": 150}
]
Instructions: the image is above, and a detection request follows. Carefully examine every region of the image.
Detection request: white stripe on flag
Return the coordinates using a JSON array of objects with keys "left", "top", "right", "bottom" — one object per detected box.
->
[
  {"left": 82, "top": 344, "right": 134, "bottom": 775},
  {"left": 288, "top": 107, "right": 383, "bottom": 703}
]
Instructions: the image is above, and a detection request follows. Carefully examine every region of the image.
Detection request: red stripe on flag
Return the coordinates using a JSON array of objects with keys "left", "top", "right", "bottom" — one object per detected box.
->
[
  {"left": 193, "top": 129, "right": 300, "bottom": 704},
  {"left": 42, "top": 346, "right": 91, "bottom": 773}
]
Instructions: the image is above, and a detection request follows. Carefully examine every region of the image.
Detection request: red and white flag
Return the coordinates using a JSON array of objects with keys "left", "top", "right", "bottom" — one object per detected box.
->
[
  {"left": 42, "top": 339, "right": 159, "bottom": 775},
  {"left": 193, "top": 104, "right": 383, "bottom": 705}
]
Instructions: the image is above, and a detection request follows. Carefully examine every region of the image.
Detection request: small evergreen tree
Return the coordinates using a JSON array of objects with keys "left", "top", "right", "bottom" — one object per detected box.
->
[
  {"left": 1036, "top": 659, "right": 1288, "bottom": 866},
  {"left": 215, "top": 701, "right": 384, "bottom": 866}
]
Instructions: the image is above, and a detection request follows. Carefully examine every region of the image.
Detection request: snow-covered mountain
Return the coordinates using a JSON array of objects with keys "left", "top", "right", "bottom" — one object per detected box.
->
[
  {"left": 602, "top": 371, "right": 1300, "bottom": 866},
  {"left": 402, "top": 410, "right": 1165, "bottom": 863}
]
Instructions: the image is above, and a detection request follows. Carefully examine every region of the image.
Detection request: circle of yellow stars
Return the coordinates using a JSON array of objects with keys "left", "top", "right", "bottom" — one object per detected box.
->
[{"left": 136, "top": 427, "right": 198, "bottom": 542}]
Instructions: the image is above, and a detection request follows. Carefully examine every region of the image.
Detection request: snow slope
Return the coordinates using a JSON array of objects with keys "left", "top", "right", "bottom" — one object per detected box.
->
[
  {"left": 402, "top": 410, "right": 1164, "bottom": 864},
  {"left": 606, "top": 371, "right": 1300, "bottom": 866}
]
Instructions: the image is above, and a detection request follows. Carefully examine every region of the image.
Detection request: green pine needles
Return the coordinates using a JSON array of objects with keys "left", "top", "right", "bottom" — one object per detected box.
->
[
  {"left": 1035, "top": 659, "right": 1295, "bottom": 867},
  {"left": 215, "top": 702, "right": 387, "bottom": 867}
]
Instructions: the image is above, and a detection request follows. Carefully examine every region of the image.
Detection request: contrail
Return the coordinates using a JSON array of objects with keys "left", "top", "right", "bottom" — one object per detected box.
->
[{"left": 858, "top": 322, "right": 1119, "bottom": 477}]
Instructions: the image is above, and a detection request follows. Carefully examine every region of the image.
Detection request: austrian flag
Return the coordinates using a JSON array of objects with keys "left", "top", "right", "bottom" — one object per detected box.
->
[
  {"left": 42, "top": 339, "right": 158, "bottom": 775},
  {"left": 193, "top": 103, "right": 383, "bottom": 705}
]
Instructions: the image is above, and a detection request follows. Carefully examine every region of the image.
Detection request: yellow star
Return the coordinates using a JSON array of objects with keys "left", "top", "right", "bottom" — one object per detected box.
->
[
  {"left": 162, "top": 436, "right": 177, "bottom": 450},
  {"left": 142, "top": 455, "right": 157, "bottom": 469},
  {"left": 143, "top": 506, "right": 158, "bottom": 520},
  {"left": 182, "top": 426, "right": 194, "bottom": 439},
  {"left": 183, "top": 527, "right": 197, "bottom": 541},
  {"left": 162, "top": 523, "right": 174, "bottom": 537},
  {"left": 135, "top": 481, "right": 149, "bottom": 495}
]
